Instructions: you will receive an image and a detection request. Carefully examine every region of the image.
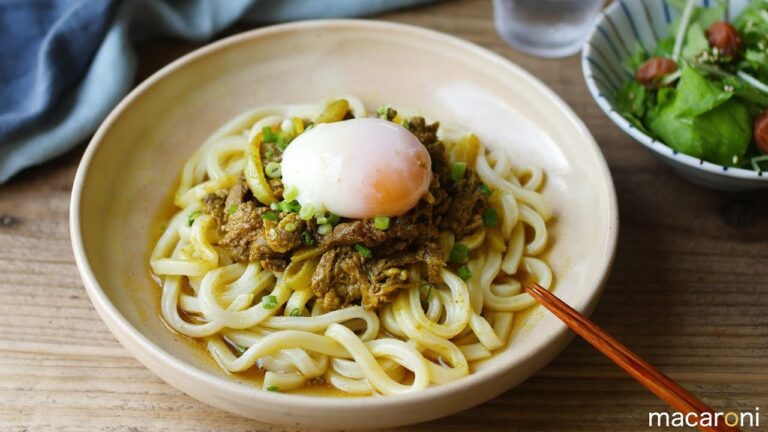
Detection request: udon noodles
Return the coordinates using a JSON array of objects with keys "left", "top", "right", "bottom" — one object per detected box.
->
[{"left": 150, "top": 96, "right": 553, "bottom": 395}]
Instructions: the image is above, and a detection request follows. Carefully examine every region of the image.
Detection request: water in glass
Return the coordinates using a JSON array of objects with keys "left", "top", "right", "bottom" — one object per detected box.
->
[{"left": 493, "top": 0, "right": 604, "bottom": 58}]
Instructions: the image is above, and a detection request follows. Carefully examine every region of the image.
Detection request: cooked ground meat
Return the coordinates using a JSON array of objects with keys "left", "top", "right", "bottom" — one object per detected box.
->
[
  {"left": 202, "top": 112, "right": 487, "bottom": 311},
  {"left": 319, "top": 220, "right": 388, "bottom": 248},
  {"left": 263, "top": 213, "right": 304, "bottom": 253},
  {"left": 312, "top": 247, "right": 369, "bottom": 311}
]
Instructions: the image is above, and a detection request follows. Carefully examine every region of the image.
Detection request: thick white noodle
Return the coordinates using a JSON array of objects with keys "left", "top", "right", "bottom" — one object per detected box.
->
[{"left": 150, "top": 97, "right": 554, "bottom": 395}]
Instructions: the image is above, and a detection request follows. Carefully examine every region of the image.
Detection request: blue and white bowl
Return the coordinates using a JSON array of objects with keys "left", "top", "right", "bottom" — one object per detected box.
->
[{"left": 582, "top": 0, "right": 766, "bottom": 191}]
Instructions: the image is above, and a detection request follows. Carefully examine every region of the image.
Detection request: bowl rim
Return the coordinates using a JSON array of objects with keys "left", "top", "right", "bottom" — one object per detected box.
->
[
  {"left": 582, "top": 0, "right": 766, "bottom": 182},
  {"left": 70, "top": 18, "right": 619, "bottom": 413}
]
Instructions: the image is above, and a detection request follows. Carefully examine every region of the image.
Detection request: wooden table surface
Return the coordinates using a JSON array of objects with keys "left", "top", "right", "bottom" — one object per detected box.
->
[{"left": 1, "top": 1, "right": 767, "bottom": 431}]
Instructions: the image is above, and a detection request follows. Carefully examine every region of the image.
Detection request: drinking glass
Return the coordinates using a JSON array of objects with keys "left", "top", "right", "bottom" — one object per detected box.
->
[{"left": 492, "top": 0, "right": 604, "bottom": 58}]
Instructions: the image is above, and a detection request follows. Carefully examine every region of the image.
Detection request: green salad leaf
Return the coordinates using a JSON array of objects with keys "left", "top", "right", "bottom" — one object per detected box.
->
[
  {"left": 668, "top": 0, "right": 726, "bottom": 31},
  {"left": 653, "top": 36, "right": 676, "bottom": 58},
  {"left": 647, "top": 65, "right": 752, "bottom": 166},
  {"left": 625, "top": 44, "right": 648, "bottom": 71},
  {"left": 735, "top": 0, "right": 768, "bottom": 82},
  {"left": 723, "top": 75, "right": 768, "bottom": 107},
  {"left": 734, "top": 0, "right": 768, "bottom": 42},
  {"left": 616, "top": 80, "right": 647, "bottom": 116},
  {"left": 616, "top": 80, "right": 648, "bottom": 124},
  {"left": 680, "top": 23, "right": 711, "bottom": 61},
  {"left": 670, "top": 64, "right": 732, "bottom": 116}
]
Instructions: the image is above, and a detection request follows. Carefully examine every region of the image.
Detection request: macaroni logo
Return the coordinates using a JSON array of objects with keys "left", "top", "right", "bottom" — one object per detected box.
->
[{"left": 649, "top": 407, "right": 760, "bottom": 429}]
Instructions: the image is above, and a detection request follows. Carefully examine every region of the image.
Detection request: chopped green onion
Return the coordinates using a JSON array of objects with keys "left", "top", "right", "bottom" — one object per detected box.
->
[
  {"left": 276, "top": 135, "right": 289, "bottom": 150},
  {"left": 261, "top": 211, "right": 278, "bottom": 222},
  {"left": 373, "top": 216, "right": 390, "bottom": 230},
  {"left": 270, "top": 202, "right": 279, "bottom": 211},
  {"left": 483, "top": 208, "right": 498, "bottom": 227},
  {"left": 316, "top": 216, "right": 328, "bottom": 225},
  {"left": 262, "top": 127, "right": 278, "bottom": 143},
  {"left": 420, "top": 283, "right": 433, "bottom": 300},
  {"left": 265, "top": 162, "right": 281, "bottom": 178},
  {"left": 450, "top": 162, "right": 467, "bottom": 181},
  {"left": 326, "top": 213, "right": 340, "bottom": 225},
  {"left": 188, "top": 211, "right": 202, "bottom": 227},
  {"left": 278, "top": 199, "right": 301, "bottom": 213},
  {"left": 284, "top": 222, "right": 297, "bottom": 232},
  {"left": 262, "top": 295, "right": 277, "bottom": 309},
  {"left": 449, "top": 243, "right": 470, "bottom": 263},
  {"left": 266, "top": 385, "right": 280, "bottom": 392},
  {"left": 283, "top": 186, "right": 298, "bottom": 201},
  {"left": 290, "top": 308, "right": 301, "bottom": 317},
  {"left": 478, "top": 183, "right": 492, "bottom": 196},
  {"left": 376, "top": 104, "right": 390, "bottom": 119},
  {"left": 457, "top": 265, "right": 472, "bottom": 281},
  {"left": 301, "top": 230, "right": 314, "bottom": 246},
  {"left": 298, "top": 203, "right": 315, "bottom": 221},
  {"left": 354, "top": 244, "right": 372, "bottom": 258},
  {"left": 227, "top": 203, "right": 239, "bottom": 215},
  {"left": 317, "top": 223, "right": 332, "bottom": 235}
]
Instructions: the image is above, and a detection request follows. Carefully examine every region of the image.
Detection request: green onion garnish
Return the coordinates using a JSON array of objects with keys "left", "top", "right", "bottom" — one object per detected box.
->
[
  {"left": 290, "top": 308, "right": 301, "bottom": 317},
  {"left": 270, "top": 202, "right": 279, "bottom": 210},
  {"left": 482, "top": 208, "right": 498, "bottom": 227},
  {"left": 278, "top": 199, "right": 301, "bottom": 213},
  {"left": 188, "top": 211, "right": 202, "bottom": 227},
  {"left": 301, "top": 230, "right": 314, "bottom": 246},
  {"left": 261, "top": 211, "right": 278, "bottom": 222},
  {"left": 262, "top": 295, "right": 278, "bottom": 309},
  {"left": 276, "top": 135, "right": 290, "bottom": 150},
  {"left": 316, "top": 216, "right": 328, "bottom": 225},
  {"left": 284, "top": 222, "right": 296, "bottom": 232},
  {"left": 265, "top": 162, "right": 281, "bottom": 178},
  {"left": 449, "top": 243, "right": 470, "bottom": 263},
  {"left": 354, "top": 244, "right": 372, "bottom": 258},
  {"left": 227, "top": 203, "right": 239, "bottom": 215},
  {"left": 450, "top": 162, "right": 467, "bottom": 181},
  {"left": 298, "top": 203, "right": 315, "bottom": 221},
  {"left": 376, "top": 104, "right": 390, "bottom": 119},
  {"left": 262, "top": 127, "right": 278, "bottom": 143},
  {"left": 457, "top": 265, "right": 472, "bottom": 281},
  {"left": 420, "top": 283, "right": 433, "bottom": 300},
  {"left": 326, "top": 213, "right": 340, "bottom": 225},
  {"left": 266, "top": 385, "right": 280, "bottom": 392},
  {"left": 317, "top": 223, "right": 332, "bottom": 235},
  {"left": 478, "top": 183, "right": 492, "bottom": 195},
  {"left": 283, "top": 186, "right": 298, "bottom": 201},
  {"left": 373, "top": 216, "right": 390, "bottom": 230}
]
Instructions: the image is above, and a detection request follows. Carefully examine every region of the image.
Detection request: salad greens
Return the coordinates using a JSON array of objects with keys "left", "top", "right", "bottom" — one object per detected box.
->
[{"left": 616, "top": 0, "right": 768, "bottom": 169}]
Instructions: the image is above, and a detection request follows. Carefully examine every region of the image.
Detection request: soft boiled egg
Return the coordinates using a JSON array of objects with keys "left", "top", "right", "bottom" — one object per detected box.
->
[{"left": 280, "top": 118, "right": 432, "bottom": 219}]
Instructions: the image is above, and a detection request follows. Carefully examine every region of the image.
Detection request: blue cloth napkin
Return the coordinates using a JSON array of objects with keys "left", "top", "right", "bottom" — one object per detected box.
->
[{"left": 0, "top": 0, "right": 436, "bottom": 183}]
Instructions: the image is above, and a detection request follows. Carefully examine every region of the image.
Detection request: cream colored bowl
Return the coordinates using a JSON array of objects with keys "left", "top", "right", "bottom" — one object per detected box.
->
[{"left": 71, "top": 20, "right": 618, "bottom": 429}]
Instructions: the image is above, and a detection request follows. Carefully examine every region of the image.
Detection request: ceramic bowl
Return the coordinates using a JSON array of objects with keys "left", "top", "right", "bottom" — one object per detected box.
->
[
  {"left": 71, "top": 20, "right": 618, "bottom": 429},
  {"left": 582, "top": 0, "right": 765, "bottom": 191}
]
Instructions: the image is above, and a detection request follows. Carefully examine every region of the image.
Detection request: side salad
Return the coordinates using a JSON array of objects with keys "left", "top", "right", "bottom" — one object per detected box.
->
[{"left": 617, "top": 0, "right": 768, "bottom": 171}]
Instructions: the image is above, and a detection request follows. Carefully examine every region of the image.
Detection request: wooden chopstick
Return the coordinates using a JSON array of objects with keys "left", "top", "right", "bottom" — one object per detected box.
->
[{"left": 525, "top": 283, "right": 741, "bottom": 432}]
